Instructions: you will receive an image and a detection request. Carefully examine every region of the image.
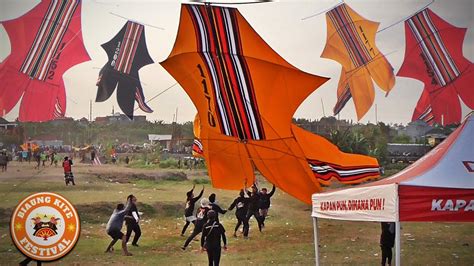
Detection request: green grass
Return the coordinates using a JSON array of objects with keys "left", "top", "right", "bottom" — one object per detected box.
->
[{"left": 0, "top": 164, "right": 472, "bottom": 265}]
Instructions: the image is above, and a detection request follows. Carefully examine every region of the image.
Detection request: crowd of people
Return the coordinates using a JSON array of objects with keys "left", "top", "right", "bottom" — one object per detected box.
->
[
  {"left": 179, "top": 184, "right": 276, "bottom": 265},
  {"left": 103, "top": 183, "right": 276, "bottom": 265}
]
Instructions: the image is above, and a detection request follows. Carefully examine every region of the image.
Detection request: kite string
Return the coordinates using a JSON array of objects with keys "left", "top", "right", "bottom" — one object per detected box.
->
[
  {"left": 301, "top": 0, "right": 344, "bottom": 21},
  {"left": 109, "top": 12, "right": 165, "bottom": 30},
  {"left": 377, "top": 0, "right": 435, "bottom": 33}
]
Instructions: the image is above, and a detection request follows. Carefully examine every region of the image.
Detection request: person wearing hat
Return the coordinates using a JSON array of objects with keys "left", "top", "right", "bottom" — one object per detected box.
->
[
  {"left": 182, "top": 197, "right": 211, "bottom": 250},
  {"left": 181, "top": 185, "right": 205, "bottom": 236},
  {"left": 201, "top": 210, "right": 227, "bottom": 266}
]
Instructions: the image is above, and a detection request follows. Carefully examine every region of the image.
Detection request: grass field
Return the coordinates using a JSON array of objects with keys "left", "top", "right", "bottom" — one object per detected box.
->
[{"left": 0, "top": 162, "right": 472, "bottom": 265}]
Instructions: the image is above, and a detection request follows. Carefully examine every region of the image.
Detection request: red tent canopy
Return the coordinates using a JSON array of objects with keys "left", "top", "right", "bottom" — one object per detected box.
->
[{"left": 311, "top": 114, "right": 473, "bottom": 266}]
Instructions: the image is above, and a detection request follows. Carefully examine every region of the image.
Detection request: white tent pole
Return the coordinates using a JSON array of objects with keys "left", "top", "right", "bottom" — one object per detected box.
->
[
  {"left": 395, "top": 221, "right": 401, "bottom": 266},
  {"left": 312, "top": 217, "right": 320, "bottom": 266}
]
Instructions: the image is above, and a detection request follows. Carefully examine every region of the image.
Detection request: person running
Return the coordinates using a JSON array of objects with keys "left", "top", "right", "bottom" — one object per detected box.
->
[
  {"left": 258, "top": 185, "right": 276, "bottom": 228},
  {"left": 125, "top": 195, "right": 141, "bottom": 247},
  {"left": 228, "top": 190, "right": 249, "bottom": 237},
  {"left": 105, "top": 198, "right": 133, "bottom": 256},
  {"left": 201, "top": 210, "right": 227, "bottom": 266},
  {"left": 243, "top": 185, "right": 263, "bottom": 238},
  {"left": 380, "top": 222, "right": 396, "bottom": 266},
  {"left": 182, "top": 198, "right": 211, "bottom": 250},
  {"left": 40, "top": 152, "right": 47, "bottom": 167},
  {"left": 181, "top": 185, "right": 204, "bottom": 236},
  {"left": 208, "top": 193, "right": 227, "bottom": 221},
  {"left": 62, "top": 156, "right": 75, "bottom": 185}
]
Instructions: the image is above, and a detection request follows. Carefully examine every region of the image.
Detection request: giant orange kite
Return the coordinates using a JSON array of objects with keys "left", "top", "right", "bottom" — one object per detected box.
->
[
  {"left": 321, "top": 3, "right": 395, "bottom": 120},
  {"left": 398, "top": 8, "right": 474, "bottom": 125},
  {"left": 162, "top": 4, "right": 380, "bottom": 203}
]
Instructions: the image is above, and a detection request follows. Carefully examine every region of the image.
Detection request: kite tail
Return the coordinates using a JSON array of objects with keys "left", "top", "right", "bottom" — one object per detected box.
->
[
  {"left": 412, "top": 89, "right": 435, "bottom": 125},
  {"left": 333, "top": 69, "right": 352, "bottom": 116},
  {"left": 18, "top": 79, "right": 65, "bottom": 122},
  {"left": 291, "top": 124, "right": 380, "bottom": 186},
  {"left": 135, "top": 84, "right": 153, "bottom": 113},
  {"left": 0, "top": 62, "right": 29, "bottom": 116}
]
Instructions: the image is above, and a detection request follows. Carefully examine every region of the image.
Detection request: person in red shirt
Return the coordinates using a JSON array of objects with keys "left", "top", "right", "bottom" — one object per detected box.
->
[{"left": 62, "top": 156, "right": 75, "bottom": 185}]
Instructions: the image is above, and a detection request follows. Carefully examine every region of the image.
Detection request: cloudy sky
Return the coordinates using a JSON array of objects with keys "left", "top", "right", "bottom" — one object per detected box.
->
[{"left": 1, "top": 0, "right": 473, "bottom": 124}]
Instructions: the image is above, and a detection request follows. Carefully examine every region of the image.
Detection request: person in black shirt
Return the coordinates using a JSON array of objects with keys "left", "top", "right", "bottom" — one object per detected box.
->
[
  {"left": 182, "top": 198, "right": 211, "bottom": 250},
  {"left": 243, "top": 185, "right": 263, "bottom": 238},
  {"left": 258, "top": 185, "right": 275, "bottom": 227},
  {"left": 228, "top": 190, "right": 249, "bottom": 237},
  {"left": 181, "top": 185, "right": 204, "bottom": 236},
  {"left": 201, "top": 210, "right": 227, "bottom": 266},
  {"left": 125, "top": 194, "right": 141, "bottom": 247},
  {"left": 380, "top": 222, "right": 396, "bottom": 266},
  {"left": 208, "top": 193, "right": 227, "bottom": 221}
]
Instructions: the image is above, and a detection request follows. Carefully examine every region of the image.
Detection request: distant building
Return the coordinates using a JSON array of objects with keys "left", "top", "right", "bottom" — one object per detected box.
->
[
  {"left": 0, "top": 117, "right": 17, "bottom": 130},
  {"left": 94, "top": 113, "right": 146, "bottom": 124},
  {"left": 424, "top": 127, "right": 452, "bottom": 147},
  {"left": 50, "top": 117, "right": 74, "bottom": 126},
  {"left": 387, "top": 143, "right": 430, "bottom": 163},
  {"left": 148, "top": 134, "right": 173, "bottom": 150},
  {"left": 397, "top": 120, "right": 433, "bottom": 142}
]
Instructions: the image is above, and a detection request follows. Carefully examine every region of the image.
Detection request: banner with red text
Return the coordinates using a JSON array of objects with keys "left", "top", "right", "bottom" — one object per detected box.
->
[{"left": 312, "top": 184, "right": 398, "bottom": 221}]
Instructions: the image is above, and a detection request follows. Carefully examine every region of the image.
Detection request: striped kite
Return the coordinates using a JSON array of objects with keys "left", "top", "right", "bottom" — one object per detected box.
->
[
  {"left": 0, "top": 0, "right": 90, "bottom": 122},
  {"left": 322, "top": 3, "right": 395, "bottom": 120},
  {"left": 398, "top": 8, "right": 474, "bottom": 125},
  {"left": 96, "top": 21, "right": 154, "bottom": 119},
  {"left": 162, "top": 4, "right": 380, "bottom": 203}
]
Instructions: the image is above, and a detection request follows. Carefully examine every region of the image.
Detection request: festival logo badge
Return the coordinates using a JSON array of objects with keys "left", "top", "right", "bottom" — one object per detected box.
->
[{"left": 10, "top": 192, "right": 80, "bottom": 262}]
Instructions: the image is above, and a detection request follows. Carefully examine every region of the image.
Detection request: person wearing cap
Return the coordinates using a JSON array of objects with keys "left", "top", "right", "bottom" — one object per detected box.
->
[
  {"left": 228, "top": 190, "right": 249, "bottom": 237},
  {"left": 201, "top": 210, "right": 227, "bottom": 266},
  {"left": 182, "top": 197, "right": 211, "bottom": 250},
  {"left": 208, "top": 193, "right": 227, "bottom": 221},
  {"left": 181, "top": 185, "right": 205, "bottom": 236}
]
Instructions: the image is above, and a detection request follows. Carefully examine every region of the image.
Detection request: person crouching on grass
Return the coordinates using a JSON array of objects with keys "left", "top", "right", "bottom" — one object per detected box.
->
[
  {"left": 105, "top": 197, "right": 133, "bottom": 256},
  {"left": 201, "top": 210, "right": 227, "bottom": 266}
]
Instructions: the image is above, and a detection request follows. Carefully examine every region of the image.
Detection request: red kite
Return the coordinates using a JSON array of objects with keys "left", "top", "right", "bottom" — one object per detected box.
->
[
  {"left": 0, "top": 0, "right": 90, "bottom": 121},
  {"left": 398, "top": 8, "right": 474, "bottom": 125}
]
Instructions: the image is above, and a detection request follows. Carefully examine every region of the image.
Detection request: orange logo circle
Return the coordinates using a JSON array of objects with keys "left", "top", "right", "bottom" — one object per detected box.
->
[{"left": 10, "top": 192, "right": 80, "bottom": 261}]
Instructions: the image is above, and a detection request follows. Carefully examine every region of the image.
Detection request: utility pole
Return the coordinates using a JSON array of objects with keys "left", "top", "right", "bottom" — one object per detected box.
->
[
  {"left": 375, "top": 104, "right": 378, "bottom": 124},
  {"left": 320, "top": 98, "right": 326, "bottom": 117}
]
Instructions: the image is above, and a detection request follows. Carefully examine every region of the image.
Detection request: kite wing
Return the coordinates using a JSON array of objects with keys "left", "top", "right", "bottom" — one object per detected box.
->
[
  {"left": 321, "top": 3, "right": 395, "bottom": 120},
  {"left": 0, "top": 0, "right": 90, "bottom": 121},
  {"left": 96, "top": 21, "right": 154, "bottom": 119},
  {"left": 397, "top": 8, "right": 473, "bottom": 125},
  {"left": 291, "top": 124, "right": 380, "bottom": 185}
]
